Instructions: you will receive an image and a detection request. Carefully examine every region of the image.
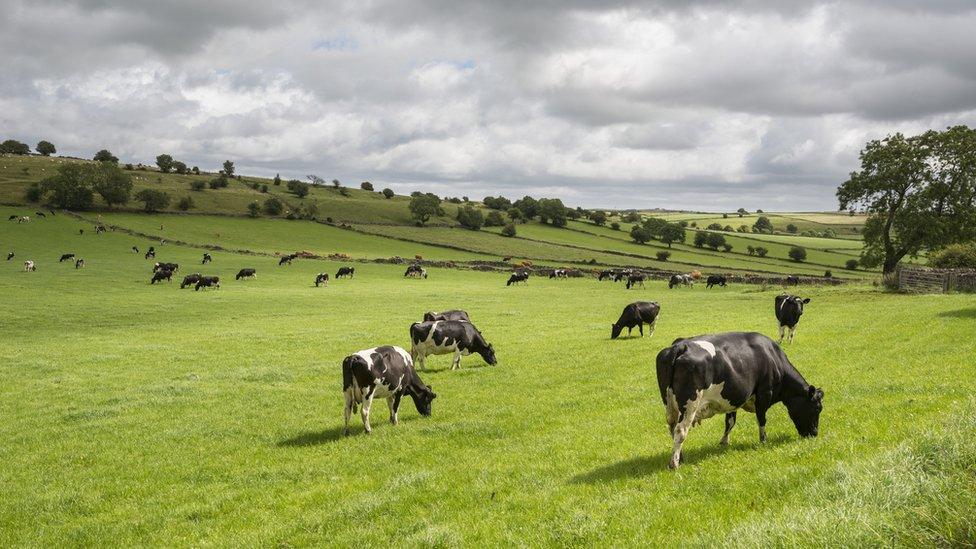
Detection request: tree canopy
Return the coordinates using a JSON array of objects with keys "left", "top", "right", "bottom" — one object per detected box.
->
[{"left": 409, "top": 193, "right": 444, "bottom": 225}]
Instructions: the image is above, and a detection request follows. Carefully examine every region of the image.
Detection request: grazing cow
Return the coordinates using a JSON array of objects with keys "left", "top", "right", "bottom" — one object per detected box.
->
[
  {"left": 180, "top": 273, "right": 202, "bottom": 289},
  {"left": 314, "top": 273, "right": 329, "bottom": 287},
  {"left": 153, "top": 262, "right": 179, "bottom": 273},
  {"left": 202, "top": 253, "right": 212, "bottom": 264},
  {"left": 611, "top": 301, "right": 661, "bottom": 339},
  {"left": 786, "top": 275, "right": 800, "bottom": 286},
  {"left": 236, "top": 268, "right": 256, "bottom": 280},
  {"left": 95, "top": 226, "right": 106, "bottom": 234},
  {"left": 24, "top": 260, "right": 36, "bottom": 272},
  {"left": 409, "top": 320, "right": 497, "bottom": 370},
  {"left": 342, "top": 345, "right": 436, "bottom": 435},
  {"left": 6, "top": 252, "right": 13, "bottom": 261},
  {"left": 18, "top": 216, "right": 29, "bottom": 224},
  {"left": 502, "top": 256, "right": 512, "bottom": 262},
  {"left": 668, "top": 274, "right": 694, "bottom": 289},
  {"left": 423, "top": 310, "right": 471, "bottom": 323},
  {"left": 59, "top": 253, "right": 75, "bottom": 263},
  {"left": 506, "top": 271, "right": 529, "bottom": 286},
  {"left": 549, "top": 268, "right": 568, "bottom": 279},
  {"left": 626, "top": 273, "right": 646, "bottom": 289},
  {"left": 48, "top": 210, "right": 56, "bottom": 216},
  {"left": 195, "top": 276, "right": 220, "bottom": 291},
  {"left": 278, "top": 254, "right": 297, "bottom": 266},
  {"left": 335, "top": 266, "right": 355, "bottom": 278},
  {"left": 404, "top": 264, "right": 428, "bottom": 278},
  {"left": 151, "top": 270, "right": 173, "bottom": 284},
  {"left": 598, "top": 269, "right": 617, "bottom": 281},
  {"left": 613, "top": 269, "right": 633, "bottom": 282},
  {"left": 79, "top": 229, "right": 84, "bottom": 235},
  {"left": 706, "top": 275, "right": 727, "bottom": 289},
  {"left": 74, "top": 259, "right": 85, "bottom": 269},
  {"left": 145, "top": 250, "right": 155, "bottom": 259},
  {"left": 656, "top": 332, "right": 824, "bottom": 469},
  {"left": 7, "top": 215, "right": 16, "bottom": 221},
  {"left": 131, "top": 246, "right": 139, "bottom": 254},
  {"left": 35, "top": 211, "right": 46, "bottom": 218},
  {"left": 775, "top": 294, "right": 810, "bottom": 343}
]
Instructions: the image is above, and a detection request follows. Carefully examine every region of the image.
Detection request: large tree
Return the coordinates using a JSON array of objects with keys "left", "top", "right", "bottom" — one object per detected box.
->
[
  {"left": 93, "top": 149, "right": 118, "bottom": 163},
  {"left": 1, "top": 140, "right": 30, "bottom": 154},
  {"left": 660, "top": 223, "right": 686, "bottom": 248},
  {"left": 39, "top": 164, "right": 95, "bottom": 209},
  {"left": 837, "top": 126, "right": 976, "bottom": 273},
  {"left": 134, "top": 189, "right": 171, "bottom": 212},
  {"left": 409, "top": 193, "right": 443, "bottom": 225},
  {"left": 222, "top": 160, "right": 235, "bottom": 177},
  {"left": 155, "top": 154, "right": 174, "bottom": 173},
  {"left": 36, "top": 140, "right": 56, "bottom": 156},
  {"left": 90, "top": 162, "right": 133, "bottom": 208},
  {"left": 537, "top": 198, "right": 567, "bottom": 227}
]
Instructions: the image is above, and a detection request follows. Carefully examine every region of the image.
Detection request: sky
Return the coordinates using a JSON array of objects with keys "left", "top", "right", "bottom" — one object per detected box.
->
[{"left": 2, "top": 1, "right": 976, "bottom": 211}]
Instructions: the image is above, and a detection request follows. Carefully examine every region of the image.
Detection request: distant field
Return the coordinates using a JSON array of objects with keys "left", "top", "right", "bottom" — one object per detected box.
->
[{"left": 645, "top": 211, "right": 866, "bottom": 238}]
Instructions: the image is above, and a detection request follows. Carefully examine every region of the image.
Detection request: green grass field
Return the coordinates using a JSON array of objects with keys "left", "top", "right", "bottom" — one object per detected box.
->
[{"left": 2, "top": 206, "right": 974, "bottom": 546}]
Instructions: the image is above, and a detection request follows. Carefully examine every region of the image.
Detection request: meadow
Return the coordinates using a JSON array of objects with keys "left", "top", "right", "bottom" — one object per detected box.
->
[{"left": 2, "top": 206, "right": 974, "bottom": 546}]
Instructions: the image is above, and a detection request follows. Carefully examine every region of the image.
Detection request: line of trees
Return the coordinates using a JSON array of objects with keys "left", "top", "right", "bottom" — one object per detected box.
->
[{"left": 0, "top": 139, "right": 56, "bottom": 155}]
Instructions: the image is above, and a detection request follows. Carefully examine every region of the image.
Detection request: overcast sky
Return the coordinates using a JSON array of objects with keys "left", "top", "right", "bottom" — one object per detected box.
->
[{"left": 2, "top": 1, "right": 975, "bottom": 210}]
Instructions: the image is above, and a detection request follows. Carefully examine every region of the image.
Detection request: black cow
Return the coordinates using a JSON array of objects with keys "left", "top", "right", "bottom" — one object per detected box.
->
[
  {"left": 236, "top": 268, "right": 256, "bottom": 280},
  {"left": 613, "top": 269, "right": 632, "bottom": 282},
  {"left": 656, "top": 332, "right": 824, "bottom": 469},
  {"left": 626, "top": 273, "right": 646, "bottom": 289},
  {"left": 195, "top": 276, "right": 220, "bottom": 291},
  {"left": 6, "top": 252, "right": 13, "bottom": 261},
  {"left": 404, "top": 264, "right": 428, "bottom": 278},
  {"left": 153, "top": 262, "right": 178, "bottom": 273},
  {"left": 180, "top": 273, "right": 202, "bottom": 289},
  {"left": 202, "top": 253, "right": 212, "bottom": 264},
  {"left": 145, "top": 250, "right": 155, "bottom": 259},
  {"left": 611, "top": 301, "right": 661, "bottom": 339},
  {"left": 79, "top": 229, "right": 84, "bottom": 235},
  {"left": 786, "top": 275, "right": 800, "bottom": 286},
  {"left": 151, "top": 270, "right": 173, "bottom": 284},
  {"left": 598, "top": 269, "right": 621, "bottom": 281},
  {"left": 668, "top": 274, "right": 694, "bottom": 289},
  {"left": 706, "top": 275, "right": 727, "bottom": 289},
  {"left": 131, "top": 246, "right": 139, "bottom": 254},
  {"left": 775, "top": 294, "right": 810, "bottom": 343},
  {"left": 35, "top": 211, "right": 46, "bottom": 218},
  {"left": 423, "top": 310, "right": 471, "bottom": 323},
  {"left": 506, "top": 271, "right": 529, "bottom": 286},
  {"left": 278, "top": 254, "right": 296, "bottom": 266},
  {"left": 314, "top": 273, "right": 329, "bottom": 287},
  {"left": 59, "top": 253, "right": 75, "bottom": 262},
  {"left": 74, "top": 259, "right": 85, "bottom": 269},
  {"left": 409, "top": 320, "right": 497, "bottom": 370},
  {"left": 342, "top": 345, "right": 436, "bottom": 435},
  {"left": 7, "top": 215, "right": 16, "bottom": 221},
  {"left": 335, "top": 266, "right": 355, "bottom": 278}
]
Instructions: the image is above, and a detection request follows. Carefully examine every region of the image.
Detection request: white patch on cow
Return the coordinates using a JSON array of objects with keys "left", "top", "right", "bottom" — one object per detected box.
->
[
  {"left": 690, "top": 340, "right": 716, "bottom": 358},
  {"left": 668, "top": 382, "right": 736, "bottom": 469}
]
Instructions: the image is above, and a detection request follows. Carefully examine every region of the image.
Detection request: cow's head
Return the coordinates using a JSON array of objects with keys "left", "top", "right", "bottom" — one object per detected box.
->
[
  {"left": 611, "top": 323, "right": 624, "bottom": 339},
  {"left": 423, "top": 311, "right": 436, "bottom": 322},
  {"left": 481, "top": 343, "right": 498, "bottom": 365},
  {"left": 411, "top": 385, "right": 437, "bottom": 416},
  {"left": 787, "top": 385, "right": 824, "bottom": 437}
]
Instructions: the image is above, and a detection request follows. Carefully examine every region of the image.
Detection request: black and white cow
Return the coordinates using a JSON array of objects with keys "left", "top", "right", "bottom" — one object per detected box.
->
[
  {"left": 95, "top": 226, "right": 106, "bottom": 234},
  {"left": 598, "top": 269, "right": 616, "bottom": 281},
  {"left": 151, "top": 270, "right": 173, "bottom": 284},
  {"left": 611, "top": 301, "right": 661, "bottom": 339},
  {"left": 549, "top": 268, "right": 568, "bottom": 279},
  {"left": 656, "top": 332, "right": 824, "bottom": 469},
  {"left": 613, "top": 269, "right": 633, "bottom": 282},
  {"left": 131, "top": 246, "right": 139, "bottom": 254},
  {"left": 706, "top": 275, "right": 727, "bottom": 289},
  {"left": 35, "top": 211, "right": 46, "bottom": 218},
  {"left": 24, "top": 260, "right": 36, "bottom": 272},
  {"left": 506, "top": 271, "right": 529, "bottom": 286},
  {"left": 236, "top": 268, "right": 256, "bottom": 280},
  {"left": 195, "top": 276, "right": 220, "bottom": 290},
  {"left": 180, "top": 273, "right": 202, "bottom": 289},
  {"left": 668, "top": 274, "right": 694, "bottom": 289},
  {"left": 626, "top": 273, "right": 646, "bottom": 289},
  {"left": 145, "top": 250, "right": 155, "bottom": 259},
  {"left": 314, "top": 273, "right": 329, "bottom": 287},
  {"left": 404, "top": 264, "right": 428, "bottom": 278},
  {"left": 409, "top": 320, "right": 497, "bottom": 370},
  {"left": 59, "top": 253, "right": 75, "bottom": 262},
  {"left": 202, "top": 253, "right": 212, "bottom": 264},
  {"left": 342, "top": 345, "right": 436, "bottom": 435},
  {"left": 775, "top": 294, "right": 810, "bottom": 343},
  {"left": 153, "top": 262, "right": 178, "bottom": 273},
  {"left": 6, "top": 252, "right": 14, "bottom": 261},
  {"left": 785, "top": 275, "right": 800, "bottom": 286},
  {"left": 423, "top": 309, "right": 471, "bottom": 323},
  {"left": 7, "top": 215, "right": 16, "bottom": 221},
  {"left": 335, "top": 266, "right": 355, "bottom": 278},
  {"left": 74, "top": 259, "right": 85, "bottom": 269}
]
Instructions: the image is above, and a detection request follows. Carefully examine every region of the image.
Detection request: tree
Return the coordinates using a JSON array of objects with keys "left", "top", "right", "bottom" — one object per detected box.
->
[
  {"left": 24, "top": 184, "right": 42, "bottom": 202},
  {"left": 485, "top": 210, "right": 505, "bottom": 227},
  {"left": 537, "top": 198, "right": 567, "bottom": 227},
  {"left": 501, "top": 223, "right": 517, "bottom": 237},
  {"left": 177, "top": 196, "right": 195, "bottom": 211},
  {"left": 707, "top": 222, "right": 723, "bottom": 230},
  {"left": 738, "top": 225, "right": 750, "bottom": 233},
  {"left": 93, "top": 149, "right": 118, "bottom": 163},
  {"left": 755, "top": 247, "right": 769, "bottom": 257},
  {"left": 155, "top": 154, "right": 174, "bottom": 173},
  {"left": 507, "top": 207, "right": 523, "bottom": 223},
  {"left": 287, "top": 179, "right": 309, "bottom": 198},
  {"left": 247, "top": 201, "right": 260, "bottom": 217},
  {"left": 90, "top": 162, "right": 133, "bottom": 208},
  {"left": 737, "top": 208, "right": 747, "bottom": 217},
  {"left": 264, "top": 197, "right": 284, "bottom": 215},
  {"left": 752, "top": 216, "right": 774, "bottom": 233},
  {"left": 134, "top": 189, "right": 170, "bottom": 212},
  {"left": 845, "top": 259, "right": 859, "bottom": 270},
  {"left": 705, "top": 232, "right": 726, "bottom": 250},
  {"left": 382, "top": 188, "right": 395, "bottom": 199},
  {"left": 190, "top": 180, "right": 206, "bottom": 191},
  {"left": 39, "top": 164, "right": 95, "bottom": 209},
  {"left": 630, "top": 225, "right": 652, "bottom": 244},
  {"left": 332, "top": 179, "right": 341, "bottom": 188},
  {"left": 786, "top": 223, "right": 798, "bottom": 233},
  {"left": 0, "top": 140, "right": 30, "bottom": 154},
  {"left": 192, "top": 166, "right": 200, "bottom": 175},
  {"left": 660, "top": 223, "right": 686, "bottom": 248},
  {"left": 610, "top": 222, "right": 620, "bottom": 231},
  {"left": 409, "top": 193, "right": 443, "bottom": 225},
  {"left": 621, "top": 211, "right": 641, "bottom": 223},
  {"left": 746, "top": 245, "right": 755, "bottom": 256},
  {"left": 590, "top": 211, "right": 607, "bottom": 226},
  {"left": 222, "top": 160, "right": 235, "bottom": 177},
  {"left": 360, "top": 181, "right": 374, "bottom": 191},
  {"left": 928, "top": 242, "right": 976, "bottom": 268},
  {"left": 513, "top": 196, "right": 539, "bottom": 219},
  {"left": 693, "top": 231, "right": 707, "bottom": 248},
  {"left": 273, "top": 174, "right": 282, "bottom": 186},
  {"left": 36, "top": 141, "right": 56, "bottom": 156},
  {"left": 788, "top": 246, "right": 807, "bottom": 262},
  {"left": 722, "top": 243, "right": 734, "bottom": 252},
  {"left": 456, "top": 205, "right": 484, "bottom": 230},
  {"left": 656, "top": 251, "right": 671, "bottom": 261},
  {"left": 483, "top": 196, "right": 512, "bottom": 210},
  {"left": 172, "top": 161, "right": 188, "bottom": 175},
  {"left": 209, "top": 174, "right": 229, "bottom": 189}
]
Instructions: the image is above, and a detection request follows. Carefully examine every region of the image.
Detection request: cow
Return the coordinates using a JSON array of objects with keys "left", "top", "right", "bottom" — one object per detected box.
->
[
  {"left": 423, "top": 310, "right": 471, "bottom": 323},
  {"left": 180, "top": 273, "right": 202, "bottom": 289},
  {"left": 342, "top": 345, "right": 436, "bottom": 435},
  {"left": 202, "top": 253, "right": 212, "bottom": 264},
  {"left": 786, "top": 275, "right": 800, "bottom": 286},
  {"left": 153, "top": 262, "right": 178, "bottom": 273},
  {"left": 404, "top": 264, "right": 428, "bottom": 278},
  {"left": 18, "top": 216, "right": 29, "bottom": 224},
  {"left": 626, "top": 273, "right": 646, "bottom": 289},
  {"left": 145, "top": 250, "right": 155, "bottom": 259},
  {"left": 74, "top": 259, "right": 85, "bottom": 269},
  {"left": 151, "top": 270, "right": 173, "bottom": 284},
  {"left": 775, "top": 294, "right": 810, "bottom": 343},
  {"left": 7, "top": 215, "right": 16, "bottom": 221},
  {"left": 706, "top": 275, "right": 727, "bottom": 289},
  {"left": 79, "top": 229, "right": 84, "bottom": 236},
  {"left": 598, "top": 269, "right": 617, "bottom": 282},
  {"left": 6, "top": 252, "right": 13, "bottom": 261},
  {"left": 131, "top": 246, "right": 139, "bottom": 254},
  {"left": 95, "top": 226, "right": 106, "bottom": 234},
  {"left": 611, "top": 301, "right": 661, "bottom": 339},
  {"left": 613, "top": 269, "right": 633, "bottom": 282},
  {"left": 668, "top": 274, "right": 694, "bottom": 289},
  {"left": 506, "top": 271, "right": 529, "bottom": 286},
  {"left": 236, "top": 268, "right": 256, "bottom": 280},
  {"left": 24, "top": 260, "right": 36, "bottom": 272},
  {"left": 195, "top": 276, "right": 220, "bottom": 291},
  {"left": 59, "top": 253, "right": 75, "bottom": 263},
  {"left": 655, "top": 332, "right": 824, "bottom": 469},
  {"left": 335, "top": 266, "right": 355, "bottom": 278},
  {"left": 35, "top": 212, "right": 46, "bottom": 218},
  {"left": 278, "top": 254, "right": 297, "bottom": 266},
  {"left": 549, "top": 269, "right": 569, "bottom": 279},
  {"left": 314, "top": 273, "right": 329, "bottom": 287},
  {"left": 409, "top": 320, "right": 497, "bottom": 371}
]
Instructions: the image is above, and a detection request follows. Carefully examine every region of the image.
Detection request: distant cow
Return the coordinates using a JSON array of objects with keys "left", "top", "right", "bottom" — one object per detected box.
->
[
  {"left": 151, "top": 270, "right": 173, "bottom": 284},
  {"left": 153, "top": 262, "right": 178, "bottom": 273},
  {"left": 7, "top": 215, "right": 16, "bottom": 221},
  {"left": 626, "top": 273, "right": 646, "bottom": 289},
  {"left": 786, "top": 275, "right": 800, "bottom": 286},
  {"left": 409, "top": 320, "right": 497, "bottom": 371},
  {"left": 95, "top": 226, "right": 106, "bottom": 234},
  {"left": 59, "top": 253, "right": 75, "bottom": 262},
  {"left": 6, "top": 252, "right": 13, "bottom": 261},
  {"left": 314, "top": 273, "right": 329, "bottom": 287},
  {"left": 404, "top": 264, "right": 428, "bottom": 278},
  {"left": 180, "top": 273, "right": 202, "bottom": 289},
  {"left": 79, "top": 229, "right": 84, "bottom": 235},
  {"left": 236, "top": 268, "right": 256, "bottom": 280},
  {"left": 611, "top": 301, "right": 661, "bottom": 339},
  {"left": 549, "top": 269, "right": 569, "bottom": 279},
  {"left": 335, "top": 266, "right": 355, "bottom": 278},
  {"left": 423, "top": 310, "right": 471, "bottom": 323},
  {"left": 74, "top": 259, "right": 85, "bottom": 269},
  {"left": 668, "top": 274, "right": 694, "bottom": 289},
  {"left": 131, "top": 246, "right": 139, "bottom": 254},
  {"left": 613, "top": 269, "right": 633, "bottom": 282},
  {"left": 24, "top": 260, "right": 36, "bottom": 272},
  {"left": 706, "top": 275, "right": 727, "bottom": 289},
  {"left": 145, "top": 250, "right": 155, "bottom": 259},
  {"left": 35, "top": 211, "right": 46, "bottom": 218},
  {"left": 656, "top": 332, "right": 824, "bottom": 469},
  {"left": 775, "top": 294, "right": 810, "bottom": 343},
  {"left": 278, "top": 254, "right": 297, "bottom": 266},
  {"left": 202, "top": 253, "right": 212, "bottom": 264},
  {"left": 195, "top": 276, "right": 220, "bottom": 291},
  {"left": 598, "top": 269, "right": 618, "bottom": 281},
  {"left": 342, "top": 345, "right": 436, "bottom": 435},
  {"left": 18, "top": 216, "right": 29, "bottom": 224},
  {"left": 506, "top": 271, "right": 529, "bottom": 286}
]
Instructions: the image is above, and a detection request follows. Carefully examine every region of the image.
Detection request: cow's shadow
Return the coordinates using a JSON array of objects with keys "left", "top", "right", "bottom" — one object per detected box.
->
[
  {"left": 277, "top": 426, "right": 346, "bottom": 447},
  {"left": 569, "top": 433, "right": 792, "bottom": 483},
  {"left": 938, "top": 308, "right": 976, "bottom": 319}
]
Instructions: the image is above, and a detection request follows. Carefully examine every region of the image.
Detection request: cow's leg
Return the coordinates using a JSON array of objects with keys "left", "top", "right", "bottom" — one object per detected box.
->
[
  {"left": 755, "top": 396, "right": 771, "bottom": 443},
  {"left": 361, "top": 391, "right": 375, "bottom": 434},
  {"left": 638, "top": 322, "right": 644, "bottom": 336},
  {"left": 670, "top": 393, "right": 702, "bottom": 469},
  {"left": 778, "top": 324, "right": 785, "bottom": 343},
  {"left": 343, "top": 390, "right": 355, "bottom": 436},
  {"left": 647, "top": 319, "right": 657, "bottom": 337},
  {"left": 788, "top": 325, "right": 797, "bottom": 343},
  {"left": 452, "top": 350, "right": 462, "bottom": 370},
  {"left": 720, "top": 412, "right": 737, "bottom": 446},
  {"left": 627, "top": 326, "right": 633, "bottom": 336},
  {"left": 389, "top": 393, "right": 402, "bottom": 425}
]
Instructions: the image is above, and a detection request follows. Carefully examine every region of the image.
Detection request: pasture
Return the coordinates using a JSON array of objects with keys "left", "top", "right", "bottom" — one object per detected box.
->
[{"left": 1, "top": 207, "right": 974, "bottom": 546}]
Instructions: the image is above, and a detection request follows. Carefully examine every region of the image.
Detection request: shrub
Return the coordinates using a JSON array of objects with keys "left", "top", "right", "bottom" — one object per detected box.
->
[
  {"left": 752, "top": 216, "right": 774, "bottom": 233},
  {"left": 722, "top": 243, "right": 733, "bottom": 252},
  {"left": 755, "top": 246, "right": 769, "bottom": 257},
  {"left": 360, "top": 181, "right": 373, "bottom": 191},
  {"left": 382, "top": 188, "right": 395, "bottom": 199},
  {"left": 264, "top": 197, "right": 284, "bottom": 215},
  {"left": 610, "top": 222, "right": 620, "bottom": 231},
  {"left": 483, "top": 196, "right": 512, "bottom": 210},
  {"left": 134, "top": 189, "right": 170, "bottom": 213},
  {"left": 190, "top": 180, "right": 206, "bottom": 191},
  {"left": 824, "top": 270, "right": 833, "bottom": 278},
  {"left": 590, "top": 211, "right": 607, "bottom": 226},
  {"left": 846, "top": 259, "right": 859, "bottom": 270},
  {"left": 192, "top": 166, "right": 200, "bottom": 175},
  {"left": 247, "top": 201, "right": 260, "bottom": 217},
  {"left": 273, "top": 174, "right": 282, "bottom": 186},
  {"left": 209, "top": 175, "right": 229, "bottom": 189},
  {"left": 693, "top": 231, "right": 707, "bottom": 248},
  {"left": 929, "top": 242, "right": 976, "bottom": 268},
  {"left": 747, "top": 245, "right": 755, "bottom": 255},
  {"left": 339, "top": 187, "right": 350, "bottom": 197},
  {"left": 656, "top": 251, "right": 671, "bottom": 261},
  {"left": 36, "top": 140, "right": 56, "bottom": 156},
  {"left": 690, "top": 222, "right": 697, "bottom": 227},
  {"left": 456, "top": 205, "right": 484, "bottom": 230},
  {"left": 501, "top": 223, "right": 517, "bottom": 237},
  {"left": 786, "top": 223, "right": 798, "bottom": 233},
  {"left": 177, "top": 196, "right": 194, "bottom": 211},
  {"left": 261, "top": 185, "right": 268, "bottom": 193},
  {"left": 124, "top": 163, "right": 134, "bottom": 171},
  {"left": 707, "top": 222, "right": 723, "bottom": 230},
  {"left": 287, "top": 179, "right": 309, "bottom": 198},
  {"left": 705, "top": 232, "right": 726, "bottom": 251},
  {"left": 789, "top": 246, "right": 808, "bottom": 262},
  {"left": 485, "top": 210, "right": 505, "bottom": 227},
  {"left": 24, "top": 184, "right": 42, "bottom": 202},
  {"left": 93, "top": 149, "right": 118, "bottom": 163}
]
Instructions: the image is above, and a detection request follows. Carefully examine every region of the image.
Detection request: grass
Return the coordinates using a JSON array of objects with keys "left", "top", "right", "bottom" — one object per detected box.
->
[{"left": 2, "top": 205, "right": 974, "bottom": 545}]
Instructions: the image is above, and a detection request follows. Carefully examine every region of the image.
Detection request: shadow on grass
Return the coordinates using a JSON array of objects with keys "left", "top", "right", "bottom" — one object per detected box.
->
[
  {"left": 938, "top": 308, "right": 976, "bottom": 319},
  {"left": 570, "top": 433, "right": 792, "bottom": 483},
  {"left": 278, "top": 426, "right": 347, "bottom": 447}
]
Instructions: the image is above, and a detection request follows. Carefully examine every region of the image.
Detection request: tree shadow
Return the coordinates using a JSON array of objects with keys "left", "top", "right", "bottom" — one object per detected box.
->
[
  {"left": 569, "top": 433, "right": 792, "bottom": 483},
  {"left": 938, "top": 308, "right": 976, "bottom": 319},
  {"left": 277, "top": 426, "right": 347, "bottom": 447}
]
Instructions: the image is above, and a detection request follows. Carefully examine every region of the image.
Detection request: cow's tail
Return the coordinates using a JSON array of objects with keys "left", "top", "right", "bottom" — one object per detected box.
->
[
  {"left": 655, "top": 341, "right": 690, "bottom": 405},
  {"left": 342, "top": 356, "right": 359, "bottom": 413}
]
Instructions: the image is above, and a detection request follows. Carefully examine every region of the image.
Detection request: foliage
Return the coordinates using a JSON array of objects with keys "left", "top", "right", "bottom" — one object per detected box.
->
[
  {"left": 360, "top": 181, "right": 374, "bottom": 191},
  {"left": 39, "top": 164, "right": 96, "bottom": 209},
  {"left": 630, "top": 224, "right": 652, "bottom": 244},
  {"left": 722, "top": 243, "right": 734, "bottom": 252},
  {"left": 287, "top": 179, "right": 309, "bottom": 198},
  {"left": 273, "top": 174, "right": 282, "bottom": 186},
  {"left": 707, "top": 222, "right": 723, "bottom": 230},
  {"left": 222, "top": 160, "right": 235, "bottom": 177},
  {"left": 755, "top": 246, "right": 769, "bottom": 257},
  {"left": 610, "top": 222, "right": 620, "bottom": 231},
  {"left": 660, "top": 223, "right": 686, "bottom": 248},
  {"left": 134, "top": 189, "right": 170, "bottom": 213},
  {"left": 485, "top": 210, "right": 505, "bottom": 227},
  {"left": 382, "top": 188, "right": 395, "bottom": 199},
  {"left": 538, "top": 198, "right": 568, "bottom": 227},
  {"left": 190, "top": 180, "right": 206, "bottom": 191},
  {"left": 621, "top": 211, "right": 641, "bottom": 223},
  {"left": 752, "top": 216, "right": 774, "bottom": 233},
  {"left": 501, "top": 222, "right": 517, "bottom": 237},
  {"left": 90, "top": 162, "right": 133, "bottom": 208},
  {"left": 24, "top": 183, "right": 42, "bottom": 202},
  {"left": 0, "top": 139, "right": 30, "bottom": 154},
  {"left": 590, "top": 211, "right": 607, "bottom": 226},
  {"left": 155, "top": 154, "right": 174, "bottom": 173},
  {"left": 845, "top": 259, "right": 859, "bottom": 270},
  {"left": 247, "top": 201, "right": 260, "bottom": 217},
  {"left": 513, "top": 196, "right": 540, "bottom": 219},
  {"left": 409, "top": 193, "right": 444, "bottom": 225},
  {"left": 35, "top": 140, "right": 56, "bottom": 156},
  {"left": 928, "top": 242, "right": 976, "bottom": 268},
  {"left": 786, "top": 223, "right": 798, "bottom": 233},
  {"left": 177, "top": 196, "right": 195, "bottom": 211},
  {"left": 93, "top": 149, "right": 118, "bottom": 163},
  {"left": 656, "top": 250, "right": 671, "bottom": 261},
  {"left": 264, "top": 197, "right": 284, "bottom": 216},
  {"left": 456, "top": 205, "right": 484, "bottom": 230},
  {"left": 483, "top": 196, "right": 512, "bottom": 210},
  {"left": 789, "top": 246, "right": 808, "bottom": 262},
  {"left": 173, "top": 161, "right": 188, "bottom": 175},
  {"left": 209, "top": 175, "right": 229, "bottom": 189},
  {"left": 705, "top": 232, "right": 726, "bottom": 250}
]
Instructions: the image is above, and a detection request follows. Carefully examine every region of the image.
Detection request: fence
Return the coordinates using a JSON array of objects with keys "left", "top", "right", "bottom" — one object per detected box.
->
[{"left": 895, "top": 266, "right": 976, "bottom": 293}]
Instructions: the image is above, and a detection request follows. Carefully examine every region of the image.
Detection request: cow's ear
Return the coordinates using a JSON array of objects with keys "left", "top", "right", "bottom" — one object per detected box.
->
[
  {"left": 802, "top": 298, "right": 811, "bottom": 303},
  {"left": 808, "top": 385, "right": 819, "bottom": 399}
]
